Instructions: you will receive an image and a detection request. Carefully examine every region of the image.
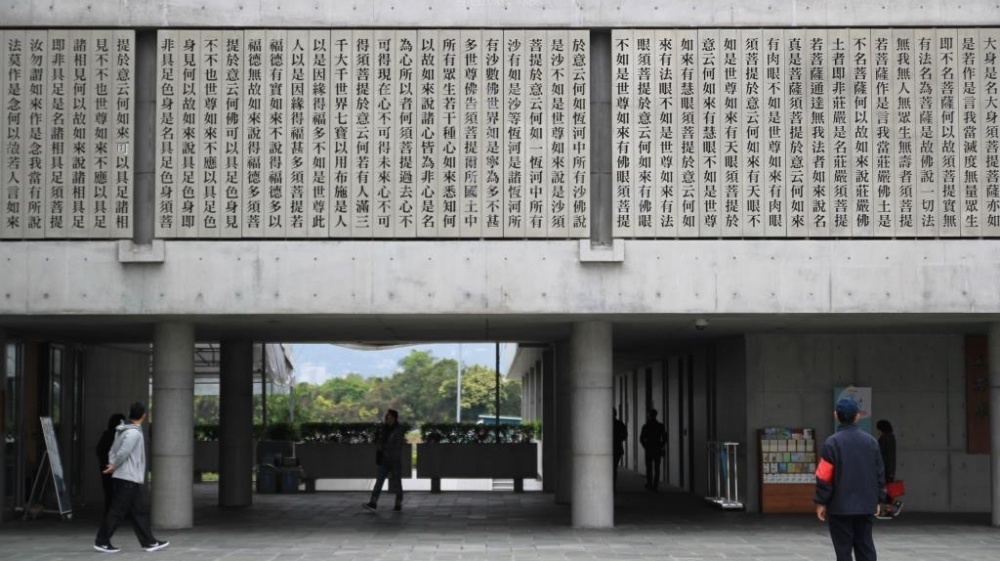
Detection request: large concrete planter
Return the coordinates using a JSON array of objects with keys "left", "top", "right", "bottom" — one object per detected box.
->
[
  {"left": 416, "top": 443, "right": 538, "bottom": 492},
  {"left": 194, "top": 440, "right": 219, "bottom": 474},
  {"left": 296, "top": 443, "right": 413, "bottom": 491}
]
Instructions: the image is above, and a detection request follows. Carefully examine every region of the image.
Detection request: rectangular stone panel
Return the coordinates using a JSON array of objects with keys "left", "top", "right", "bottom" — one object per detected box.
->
[
  {"left": 198, "top": 30, "right": 221, "bottom": 238},
  {"left": 112, "top": 30, "right": 134, "bottom": 238},
  {"left": 156, "top": 30, "right": 178, "bottom": 238},
  {"left": 24, "top": 31, "right": 46, "bottom": 239},
  {"left": 568, "top": 30, "right": 589, "bottom": 239},
  {"left": 286, "top": 30, "right": 309, "bottom": 238},
  {"left": 654, "top": 29, "right": 678, "bottom": 238},
  {"left": 242, "top": 29, "right": 265, "bottom": 237},
  {"left": 503, "top": 29, "right": 526, "bottom": 238},
  {"left": 46, "top": 30, "right": 69, "bottom": 238},
  {"left": 177, "top": 30, "right": 199, "bottom": 238},
  {"left": 416, "top": 29, "right": 438, "bottom": 238},
  {"left": 2, "top": 31, "right": 26, "bottom": 239},
  {"left": 330, "top": 30, "right": 351, "bottom": 237},
  {"left": 983, "top": 28, "right": 1000, "bottom": 236},
  {"left": 222, "top": 30, "right": 243, "bottom": 237},
  {"left": 482, "top": 29, "right": 503, "bottom": 238}
]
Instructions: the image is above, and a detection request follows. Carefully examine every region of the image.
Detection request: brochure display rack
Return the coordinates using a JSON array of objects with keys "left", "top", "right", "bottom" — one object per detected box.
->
[{"left": 757, "top": 427, "right": 817, "bottom": 513}]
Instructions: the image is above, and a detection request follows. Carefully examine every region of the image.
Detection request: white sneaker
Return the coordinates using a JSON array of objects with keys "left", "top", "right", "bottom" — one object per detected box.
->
[
  {"left": 93, "top": 543, "right": 120, "bottom": 553},
  {"left": 143, "top": 541, "right": 170, "bottom": 552}
]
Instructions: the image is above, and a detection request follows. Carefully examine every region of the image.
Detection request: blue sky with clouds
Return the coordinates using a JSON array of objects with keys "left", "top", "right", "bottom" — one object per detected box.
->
[{"left": 291, "top": 343, "right": 518, "bottom": 385}]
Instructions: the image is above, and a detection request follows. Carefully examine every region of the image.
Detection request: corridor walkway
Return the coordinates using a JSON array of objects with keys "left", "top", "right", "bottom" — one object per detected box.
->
[{"left": 0, "top": 472, "right": 995, "bottom": 560}]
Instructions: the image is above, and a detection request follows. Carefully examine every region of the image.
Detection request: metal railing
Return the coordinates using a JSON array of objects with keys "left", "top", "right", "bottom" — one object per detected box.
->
[{"left": 705, "top": 441, "right": 743, "bottom": 510}]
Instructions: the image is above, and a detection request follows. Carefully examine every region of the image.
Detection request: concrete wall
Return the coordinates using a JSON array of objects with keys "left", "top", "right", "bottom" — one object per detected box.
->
[
  {"left": 5, "top": 0, "right": 1000, "bottom": 27},
  {"left": 4, "top": 240, "right": 1000, "bottom": 320},
  {"left": 743, "top": 333, "right": 988, "bottom": 513},
  {"left": 690, "top": 353, "right": 709, "bottom": 496},
  {"left": 82, "top": 345, "right": 150, "bottom": 507},
  {"left": 665, "top": 357, "right": 681, "bottom": 486},
  {"left": 713, "top": 337, "right": 748, "bottom": 502}
]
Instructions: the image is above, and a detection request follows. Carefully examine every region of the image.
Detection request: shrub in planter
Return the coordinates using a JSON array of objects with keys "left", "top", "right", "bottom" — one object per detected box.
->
[
  {"left": 420, "top": 423, "right": 534, "bottom": 444},
  {"left": 194, "top": 424, "right": 220, "bottom": 442},
  {"left": 298, "top": 422, "right": 414, "bottom": 443},
  {"left": 264, "top": 422, "right": 299, "bottom": 442}
]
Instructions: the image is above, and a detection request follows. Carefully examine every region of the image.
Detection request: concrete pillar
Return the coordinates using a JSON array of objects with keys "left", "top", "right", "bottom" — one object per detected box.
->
[
  {"left": 589, "top": 30, "right": 612, "bottom": 245},
  {"left": 541, "top": 348, "right": 556, "bottom": 493},
  {"left": 0, "top": 330, "right": 6, "bottom": 522},
  {"left": 152, "top": 322, "right": 195, "bottom": 529},
  {"left": 526, "top": 369, "right": 533, "bottom": 421},
  {"left": 555, "top": 341, "right": 572, "bottom": 505},
  {"left": 990, "top": 324, "right": 1000, "bottom": 527},
  {"left": 523, "top": 370, "right": 531, "bottom": 420},
  {"left": 219, "top": 341, "right": 254, "bottom": 508},
  {"left": 535, "top": 361, "right": 543, "bottom": 422},
  {"left": 570, "top": 321, "right": 613, "bottom": 528},
  {"left": 133, "top": 30, "right": 156, "bottom": 245}
]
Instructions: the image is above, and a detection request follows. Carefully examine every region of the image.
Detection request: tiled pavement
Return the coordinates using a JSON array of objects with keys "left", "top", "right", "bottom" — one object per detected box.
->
[{"left": 1, "top": 473, "right": 997, "bottom": 560}]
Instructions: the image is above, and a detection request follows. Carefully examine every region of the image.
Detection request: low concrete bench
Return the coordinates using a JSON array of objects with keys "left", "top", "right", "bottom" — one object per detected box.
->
[
  {"left": 295, "top": 443, "right": 414, "bottom": 491},
  {"left": 416, "top": 443, "right": 538, "bottom": 492}
]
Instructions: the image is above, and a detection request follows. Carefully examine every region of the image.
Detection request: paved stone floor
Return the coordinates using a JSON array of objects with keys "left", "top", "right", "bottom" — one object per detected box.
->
[{"left": 1, "top": 474, "right": 997, "bottom": 560}]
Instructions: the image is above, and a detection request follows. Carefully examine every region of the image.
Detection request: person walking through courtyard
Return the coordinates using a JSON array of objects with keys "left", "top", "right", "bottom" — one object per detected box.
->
[
  {"left": 94, "top": 402, "right": 169, "bottom": 553},
  {"left": 613, "top": 408, "right": 627, "bottom": 488},
  {"left": 814, "top": 398, "right": 886, "bottom": 561},
  {"left": 639, "top": 409, "right": 666, "bottom": 491},
  {"left": 96, "top": 412, "right": 126, "bottom": 514},
  {"left": 363, "top": 409, "right": 405, "bottom": 512},
  {"left": 875, "top": 419, "right": 904, "bottom": 518}
]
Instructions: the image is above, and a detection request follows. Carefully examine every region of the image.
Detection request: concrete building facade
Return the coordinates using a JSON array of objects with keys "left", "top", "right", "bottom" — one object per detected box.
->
[{"left": 2, "top": 0, "right": 1000, "bottom": 530}]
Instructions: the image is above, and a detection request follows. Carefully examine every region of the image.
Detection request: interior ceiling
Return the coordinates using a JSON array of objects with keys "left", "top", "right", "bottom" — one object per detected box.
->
[{"left": 2, "top": 313, "right": 995, "bottom": 350}]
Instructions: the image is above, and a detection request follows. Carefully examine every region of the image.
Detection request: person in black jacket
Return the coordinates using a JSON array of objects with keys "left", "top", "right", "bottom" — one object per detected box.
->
[
  {"left": 639, "top": 409, "right": 666, "bottom": 491},
  {"left": 613, "top": 409, "right": 628, "bottom": 488},
  {"left": 875, "top": 419, "right": 895, "bottom": 483},
  {"left": 814, "top": 398, "right": 886, "bottom": 561},
  {"left": 96, "top": 413, "right": 126, "bottom": 514},
  {"left": 363, "top": 409, "right": 405, "bottom": 512}
]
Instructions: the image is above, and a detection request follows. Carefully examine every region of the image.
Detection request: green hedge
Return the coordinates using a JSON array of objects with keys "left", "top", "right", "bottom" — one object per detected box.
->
[
  {"left": 195, "top": 422, "right": 528, "bottom": 443},
  {"left": 195, "top": 423, "right": 295, "bottom": 442},
  {"left": 299, "top": 422, "right": 413, "bottom": 443},
  {"left": 419, "top": 423, "right": 535, "bottom": 444}
]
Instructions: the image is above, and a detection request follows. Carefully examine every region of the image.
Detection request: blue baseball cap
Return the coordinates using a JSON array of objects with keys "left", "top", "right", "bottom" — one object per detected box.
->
[{"left": 835, "top": 398, "right": 859, "bottom": 417}]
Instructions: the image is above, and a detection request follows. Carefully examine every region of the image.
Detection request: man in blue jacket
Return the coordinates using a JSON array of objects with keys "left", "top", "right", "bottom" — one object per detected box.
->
[
  {"left": 94, "top": 402, "right": 170, "bottom": 553},
  {"left": 814, "top": 398, "right": 886, "bottom": 561}
]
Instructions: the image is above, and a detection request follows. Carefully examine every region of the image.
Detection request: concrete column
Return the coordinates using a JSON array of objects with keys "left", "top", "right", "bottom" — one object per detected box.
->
[
  {"left": 526, "top": 369, "right": 533, "bottom": 421},
  {"left": 555, "top": 341, "right": 572, "bottom": 505},
  {"left": 133, "top": 30, "right": 157, "bottom": 245},
  {"left": 990, "top": 324, "right": 1000, "bottom": 527},
  {"left": 219, "top": 341, "right": 254, "bottom": 508},
  {"left": 152, "top": 322, "right": 195, "bottom": 529},
  {"left": 541, "top": 348, "right": 556, "bottom": 493},
  {"left": 589, "top": 30, "right": 612, "bottom": 245},
  {"left": 523, "top": 370, "right": 531, "bottom": 420},
  {"left": 0, "top": 330, "right": 6, "bottom": 522},
  {"left": 535, "top": 361, "right": 543, "bottom": 422},
  {"left": 570, "top": 321, "right": 613, "bottom": 528}
]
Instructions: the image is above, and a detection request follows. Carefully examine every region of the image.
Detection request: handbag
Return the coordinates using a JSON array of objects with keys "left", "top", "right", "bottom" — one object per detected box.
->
[{"left": 885, "top": 480, "right": 905, "bottom": 499}]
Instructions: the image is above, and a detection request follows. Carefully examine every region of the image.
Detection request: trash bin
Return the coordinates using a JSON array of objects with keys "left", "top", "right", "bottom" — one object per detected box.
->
[
  {"left": 256, "top": 464, "right": 277, "bottom": 494},
  {"left": 276, "top": 467, "right": 302, "bottom": 494}
]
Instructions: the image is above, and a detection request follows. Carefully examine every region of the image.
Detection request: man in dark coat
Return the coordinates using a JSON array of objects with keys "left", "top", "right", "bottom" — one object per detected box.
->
[
  {"left": 814, "top": 398, "right": 886, "bottom": 561},
  {"left": 613, "top": 409, "right": 628, "bottom": 488},
  {"left": 639, "top": 409, "right": 666, "bottom": 491},
  {"left": 363, "top": 409, "right": 405, "bottom": 512}
]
